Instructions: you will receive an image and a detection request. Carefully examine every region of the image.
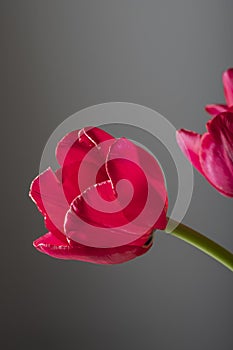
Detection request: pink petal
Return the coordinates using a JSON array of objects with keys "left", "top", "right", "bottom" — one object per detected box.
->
[
  {"left": 200, "top": 113, "right": 233, "bottom": 197},
  {"left": 176, "top": 129, "right": 204, "bottom": 175},
  {"left": 55, "top": 127, "right": 115, "bottom": 167},
  {"left": 64, "top": 180, "right": 155, "bottom": 248},
  {"left": 105, "top": 138, "right": 168, "bottom": 230},
  {"left": 223, "top": 68, "right": 233, "bottom": 107},
  {"left": 56, "top": 127, "right": 115, "bottom": 203},
  {"left": 29, "top": 168, "right": 69, "bottom": 237},
  {"left": 59, "top": 160, "right": 108, "bottom": 204},
  {"left": 31, "top": 128, "right": 114, "bottom": 216},
  {"left": 206, "top": 111, "right": 233, "bottom": 137},
  {"left": 205, "top": 104, "right": 228, "bottom": 117},
  {"left": 33, "top": 231, "right": 153, "bottom": 264}
]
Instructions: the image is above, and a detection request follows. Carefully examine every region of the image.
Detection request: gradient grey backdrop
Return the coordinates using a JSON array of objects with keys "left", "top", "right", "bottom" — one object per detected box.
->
[{"left": 1, "top": 1, "right": 233, "bottom": 349}]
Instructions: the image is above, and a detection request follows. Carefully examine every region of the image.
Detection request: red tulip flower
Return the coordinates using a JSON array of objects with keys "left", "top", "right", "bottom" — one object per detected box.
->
[
  {"left": 30, "top": 127, "right": 168, "bottom": 264},
  {"left": 205, "top": 68, "right": 233, "bottom": 116},
  {"left": 177, "top": 112, "right": 233, "bottom": 197}
]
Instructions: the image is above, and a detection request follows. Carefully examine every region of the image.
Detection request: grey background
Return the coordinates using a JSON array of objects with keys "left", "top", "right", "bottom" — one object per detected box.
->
[{"left": 1, "top": 1, "right": 233, "bottom": 349}]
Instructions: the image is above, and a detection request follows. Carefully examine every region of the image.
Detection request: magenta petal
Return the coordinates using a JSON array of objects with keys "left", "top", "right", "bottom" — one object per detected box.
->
[
  {"left": 176, "top": 129, "right": 204, "bottom": 175},
  {"left": 55, "top": 130, "right": 80, "bottom": 166},
  {"left": 55, "top": 127, "right": 115, "bottom": 167},
  {"left": 105, "top": 138, "right": 168, "bottom": 230},
  {"left": 64, "top": 180, "right": 154, "bottom": 248},
  {"left": 206, "top": 111, "right": 233, "bottom": 137},
  {"left": 200, "top": 135, "right": 233, "bottom": 196},
  {"left": 33, "top": 232, "right": 69, "bottom": 251},
  {"left": 55, "top": 127, "right": 115, "bottom": 203},
  {"left": 29, "top": 168, "right": 69, "bottom": 235},
  {"left": 223, "top": 68, "right": 233, "bottom": 107},
  {"left": 200, "top": 113, "right": 233, "bottom": 197},
  {"left": 60, "top": 160, "right": 108, "bottom": 204},
  {"left": 205, "top": 104, "right": 228, "bottom": 117},
  {"left": 33, "top": 231, "right": 153, "bottom": 264}
]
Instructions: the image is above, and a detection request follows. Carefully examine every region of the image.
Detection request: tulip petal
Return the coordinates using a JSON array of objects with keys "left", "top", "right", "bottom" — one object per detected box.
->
[
  {"left": 176, "top": 129, "right": 204, "bottom": 175},
  {"left": 105, "top": 138, "right": 168, "bottom": 230},
  {"left": 59, "top": 160, "right": 108, "bottom": 204},
  {"left": 223, "top": 68, "right": 233, "bottom": 107},
  {"left": 200, "top": 113, "right": 233, "bottom": 197},
  {"left": 33, "top": 231, "right": 153, "bottom": 264},
  {"left": 29, "top": 168, "right": 69, "bottom": 238},
  {"left": 55, "top": 127, "right": 115, "bottom": 203},
  {"left": 64, "top": 180, "right": 154, "bottom": 248},
  {"left": 55, "top": 127, "right": 114, "bottom": 167},
  {"left": 205, "top": 104, "right": 228, "bottom": 117}
]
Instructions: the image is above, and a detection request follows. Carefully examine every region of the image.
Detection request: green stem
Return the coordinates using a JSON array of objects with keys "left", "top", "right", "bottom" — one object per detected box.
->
[{"left": 165, "top": 218, "right": 233, "bottom": 272}]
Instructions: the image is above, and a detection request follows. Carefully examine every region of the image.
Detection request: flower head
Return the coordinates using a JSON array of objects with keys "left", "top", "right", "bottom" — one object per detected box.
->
[{"left": 30, "top": 127, "right": 168, "bottom": 264}]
